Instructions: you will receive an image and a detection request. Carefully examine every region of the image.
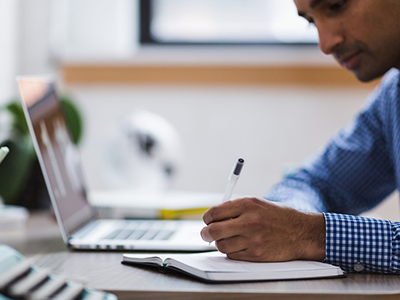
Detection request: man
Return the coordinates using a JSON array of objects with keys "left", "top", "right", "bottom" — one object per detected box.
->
[{"left": 201, "top": 0, "right": 400, "bottom": 274}]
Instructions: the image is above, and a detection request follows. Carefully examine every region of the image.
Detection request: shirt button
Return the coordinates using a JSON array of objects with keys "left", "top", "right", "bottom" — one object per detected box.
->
[{"left": 354, "top": 262, "right": 364, "bottom": 272}]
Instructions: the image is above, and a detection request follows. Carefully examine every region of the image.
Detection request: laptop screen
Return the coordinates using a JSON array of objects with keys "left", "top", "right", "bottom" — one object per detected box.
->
[{"left": 17, "top": 76, "right": 94, "bottom": 240}]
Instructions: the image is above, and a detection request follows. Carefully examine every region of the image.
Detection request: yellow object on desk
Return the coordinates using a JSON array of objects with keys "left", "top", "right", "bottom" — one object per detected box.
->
[
  {"left": 89, "top": 189, "right": 223, "bottom": 219},
  {"left": 158, "top": 207, "right": 210, "bottom": 220}
]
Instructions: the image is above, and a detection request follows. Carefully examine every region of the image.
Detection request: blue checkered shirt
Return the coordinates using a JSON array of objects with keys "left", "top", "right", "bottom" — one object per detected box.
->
[{"left": 266, "top": 68, "right": 400, "bottom": 274}]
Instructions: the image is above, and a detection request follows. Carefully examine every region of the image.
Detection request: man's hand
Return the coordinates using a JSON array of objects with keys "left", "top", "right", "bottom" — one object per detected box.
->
[{"left": 201, "top": 197, "right": 326, "bottom": 262}]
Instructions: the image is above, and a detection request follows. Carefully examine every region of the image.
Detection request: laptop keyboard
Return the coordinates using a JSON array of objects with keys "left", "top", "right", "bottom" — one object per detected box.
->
[{"left": 101, "top": 221, "right": 176, "bottom": 241}]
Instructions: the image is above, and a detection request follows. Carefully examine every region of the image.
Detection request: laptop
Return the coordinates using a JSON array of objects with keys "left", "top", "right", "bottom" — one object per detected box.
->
[{"left": 16, "top": 75, "right": 215, "bottom": 252}]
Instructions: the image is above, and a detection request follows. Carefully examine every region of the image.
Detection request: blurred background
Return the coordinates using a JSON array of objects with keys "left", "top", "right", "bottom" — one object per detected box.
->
[{"left": 0, "top": 0, "right": 397, "bottom": 219}]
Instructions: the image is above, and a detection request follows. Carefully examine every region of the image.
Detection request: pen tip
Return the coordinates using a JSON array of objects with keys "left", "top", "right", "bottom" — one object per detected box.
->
[{"left": 238, "top": 158, "right": 244, "bottom": 164}]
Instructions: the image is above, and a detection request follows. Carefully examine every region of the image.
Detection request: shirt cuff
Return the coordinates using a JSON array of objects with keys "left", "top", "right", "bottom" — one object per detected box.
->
[{"left": 323, "top": 212, "right": 393, "bottom": 273}]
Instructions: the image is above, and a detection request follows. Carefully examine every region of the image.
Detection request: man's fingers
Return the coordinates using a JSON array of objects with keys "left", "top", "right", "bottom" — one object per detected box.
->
[
  {"left": 203, "top": 197, "right": 265, "bottom": 225},
  {"left": 200, "top": 226, "right": 213, "bottom": 242},
  {"left": 226, "top": 250, "right": 252, "bottom": 261},
  {"left": 200, "top": 217, "right": 242, "bottom": 242},
  {"left": 226, "top": 248, "right": 268, "bottom": 262},
  {"left": 215, "top": 235, "right": 247, "bottom": 254},
  {"left": 202, "top": 201, "right": 239, "bottom": 225}
]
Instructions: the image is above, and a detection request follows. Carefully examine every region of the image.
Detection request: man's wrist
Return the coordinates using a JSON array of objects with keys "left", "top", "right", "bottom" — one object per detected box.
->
[{"left": 298, "top": 212, "right": 326, "bottom": 261}]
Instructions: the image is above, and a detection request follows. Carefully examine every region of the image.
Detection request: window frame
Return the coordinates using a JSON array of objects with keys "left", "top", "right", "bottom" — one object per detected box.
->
[{"left": 139, "top": 0, "right": 318, "bottom": 47}]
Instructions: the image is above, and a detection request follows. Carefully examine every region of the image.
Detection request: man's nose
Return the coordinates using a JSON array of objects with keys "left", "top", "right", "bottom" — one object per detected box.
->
[{"left": 317, "top": 23, "right": 344, "bottom": 55}]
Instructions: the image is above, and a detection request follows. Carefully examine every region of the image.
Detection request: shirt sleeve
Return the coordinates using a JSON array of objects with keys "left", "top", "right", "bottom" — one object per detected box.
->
[
  {"left": 324, "top": 213, "right": 400, "bottom": 273},
  {"left": 266, "top": 86, "right": 396, "bottom": 213},
  {"left": 264, "top": 71, "right": 400, "bottom": 273}
]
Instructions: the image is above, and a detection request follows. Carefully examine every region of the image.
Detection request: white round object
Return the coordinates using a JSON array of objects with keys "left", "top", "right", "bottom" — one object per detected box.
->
[{"left": 104, "top": 111, "right": 183, "bottom": 191}]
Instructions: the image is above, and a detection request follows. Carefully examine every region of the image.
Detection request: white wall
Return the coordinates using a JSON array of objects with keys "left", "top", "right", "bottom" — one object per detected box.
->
[
  {"left": 0, "top": 0, "right": 18, "bottom": 104},
  {"left": 49, "top": 0, "right": 138, "bottom": 60},
  {"left": 65, "top": 83, "right": 399, "bottom": 220},
  {"left": 15, "top": 0, "right": 138, "bottom": 77},
  {"left": 67, "top": 85, "right": 368, "bottom": 195},
  {"left": 20, "top": 0, "right": 56, "bottom": 75}
]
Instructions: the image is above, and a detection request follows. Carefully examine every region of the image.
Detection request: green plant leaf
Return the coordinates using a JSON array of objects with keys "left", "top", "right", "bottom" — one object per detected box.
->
[
  {"left": 4, "top": 101, "right": 29, "bottom": 135},
  {"left": 60, "top": 96, "right": 84, "bottom": 145},
  {"left": 0, "top": 137, "right": 36, "bottom": 204},
  {"left": 0, "top": 96, "right": 84, "bottom": 204}
]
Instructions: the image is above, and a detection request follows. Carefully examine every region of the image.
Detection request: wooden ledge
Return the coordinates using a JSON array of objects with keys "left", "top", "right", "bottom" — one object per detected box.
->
[{"left": 62, "top": 64, "right": 380, "bottom": 88}]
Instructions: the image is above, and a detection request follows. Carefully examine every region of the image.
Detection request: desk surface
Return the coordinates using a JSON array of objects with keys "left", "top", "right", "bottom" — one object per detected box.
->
[
  {"left": 1, "top": 212, "right": 400, "bottom": 300},
  {"left": 33, "top": 251, "right": 400, "bottom": 300}
]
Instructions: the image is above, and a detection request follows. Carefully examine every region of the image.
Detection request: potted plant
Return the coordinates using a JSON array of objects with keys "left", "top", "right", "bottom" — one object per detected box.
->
[{"left": 0, "top": 97, "right": 83, "bottom": 210}]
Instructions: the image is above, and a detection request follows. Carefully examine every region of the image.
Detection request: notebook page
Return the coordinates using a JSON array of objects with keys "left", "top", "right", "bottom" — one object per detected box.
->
[{"left": 166, "top": 252, "right": 339, "bottom": 273}]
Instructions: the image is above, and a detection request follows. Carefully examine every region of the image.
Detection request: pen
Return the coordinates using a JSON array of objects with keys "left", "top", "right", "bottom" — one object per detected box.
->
[
  {"left": 222, "top": 158, "right": 244, "bottom": 202},
  {"left": 0, "top": 147, "right": 9, "bottom": 164}
]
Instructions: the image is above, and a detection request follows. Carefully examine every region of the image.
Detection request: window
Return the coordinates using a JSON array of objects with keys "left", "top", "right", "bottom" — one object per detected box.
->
[{"left": 140, "top": 0, "right": 318, "bottom": 45}]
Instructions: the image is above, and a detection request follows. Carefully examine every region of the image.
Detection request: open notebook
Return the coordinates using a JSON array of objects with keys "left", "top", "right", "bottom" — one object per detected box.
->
[{"left": 122, "top": 251, "right": 345, "bottom": 282}]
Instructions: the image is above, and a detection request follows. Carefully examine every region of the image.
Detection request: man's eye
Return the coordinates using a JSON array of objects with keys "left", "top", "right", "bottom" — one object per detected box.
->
[{"left": 329, "top": 0, "right": 347, "bottom": 11}]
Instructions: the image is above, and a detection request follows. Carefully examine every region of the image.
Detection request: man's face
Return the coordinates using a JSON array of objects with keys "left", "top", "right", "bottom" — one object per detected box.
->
[{"left": 294, "top": 0, "right": 400, "bottom": 82}]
